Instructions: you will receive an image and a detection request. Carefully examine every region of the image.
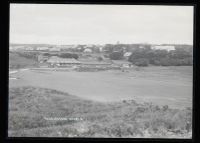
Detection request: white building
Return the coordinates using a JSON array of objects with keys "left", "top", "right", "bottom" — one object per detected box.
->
[
  {"left": 36, "top": 47, "right": 49, "bottom": 51},
  {"left": 26, "top": 47, "right": 34, "bottom": 51},
  {"left": 99, "top": 46, "right": 103, "bottom": 52},
  {"left": 124, "top": 52, "right": 132, "bottom": 57},
  {"left": 47, "top": 56, "right": 81, "bottom": 66},
  {"left": 49, "top": 47, "right": 61, "bottom": 52},
  {"left": 151, "top": 45, "right": 175, "bottom": 51},
  {"left": 84, "top": 48, "right": 92, "bottom": 53}
]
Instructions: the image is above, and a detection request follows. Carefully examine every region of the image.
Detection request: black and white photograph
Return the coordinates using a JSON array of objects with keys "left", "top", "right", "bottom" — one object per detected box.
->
[{"left": 8, "top": 4, "right": 193, "bottom": 138}]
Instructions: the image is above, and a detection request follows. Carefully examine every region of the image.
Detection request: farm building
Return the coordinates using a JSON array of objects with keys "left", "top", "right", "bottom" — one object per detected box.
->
[
  {"left": 46, "top": 56, "right": 81, "bottom": 67},
  {"left": 151, "top": 45, "right": 175, "bottom": 51}
]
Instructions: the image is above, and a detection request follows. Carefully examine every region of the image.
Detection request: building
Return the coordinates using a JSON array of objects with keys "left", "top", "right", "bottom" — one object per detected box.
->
[
  {"left": 99, "top": 46, "right": 103, "bottom": 52},
  {"left": 46, "top": 56, "right": 81, "bottom": 67},
  {"left": 57, "top": 45, "right": 75, "bottom": 51},
  {"left": 84, "top": 48, "right": 92, "bottom": 53},
  {"left": 36, "top": 47, "right": 49, "bottom": 51},
  {"left": 124, "top": 52, "right": 132, "bottom": 59},
  {"left": 81, "top": 61, "right": 111, "bottom": 67},
  {"left": 49, "top": 47, "right": 61, "bottom": 52},
  {"left": 26, "top": 47, "right": 34, "bottom": 51},
  {"left": 77, "top": 59, "right": 112, "bottom": 68},
  {"left": 85, "top": 44, "right": 94, "bottom": 48},
  {"left": 151, "top": 45, "right": 175, "bottom": 51}
]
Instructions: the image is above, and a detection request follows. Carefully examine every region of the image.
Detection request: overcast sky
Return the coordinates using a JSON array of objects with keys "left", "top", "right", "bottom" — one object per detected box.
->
[{"left": 10, "top": 4, "right": 194, "bottom": 45}]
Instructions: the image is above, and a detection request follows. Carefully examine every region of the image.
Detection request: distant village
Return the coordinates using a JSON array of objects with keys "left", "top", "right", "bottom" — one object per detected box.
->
[{"left": 9, "top": 43, "right": 193, "bottom": 70}]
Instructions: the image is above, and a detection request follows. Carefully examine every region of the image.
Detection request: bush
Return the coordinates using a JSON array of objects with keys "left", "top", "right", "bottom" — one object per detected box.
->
[
  {"left": 9, "top": 87, "right": 192, "bottom": 138},
  {"left": 134, "top": 58, "right": 149, "bottom": 67},
  {"left": 97, "top": 57, "right": 103, "bottom": 61},
  {"left": 109, "top": 52, "right": 123, "bottom": 60},
  {"left": 59, "top": 53, "right": 79, "bottom": 59}
]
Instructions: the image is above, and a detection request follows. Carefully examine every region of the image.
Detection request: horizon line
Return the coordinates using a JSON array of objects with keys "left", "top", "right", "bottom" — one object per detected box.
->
[{"left": 9, "top": 42, "right": 193, "bottom": 46}]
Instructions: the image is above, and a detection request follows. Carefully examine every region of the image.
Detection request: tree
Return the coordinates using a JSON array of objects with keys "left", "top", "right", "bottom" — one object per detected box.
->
[
  {"left": 72, "top": 54, "right": 79, "bottom": 59},
  {"left": 59, "top": 53, "right": 79, "bottom": 59},
  {"left": 133, "top": 58, "right": 149, "bottom": 67},
  {"left": 104, "top": 44, "right": 114, "bottom": 53},
  {"left": 43, "top": 53, "right": 50, "bottom": 56},
  {"left": 97, "top": 56, "right": 103, "bottom": 61},
  {"left": 109, "top": 51, "right": 123, "bottom": 60}
]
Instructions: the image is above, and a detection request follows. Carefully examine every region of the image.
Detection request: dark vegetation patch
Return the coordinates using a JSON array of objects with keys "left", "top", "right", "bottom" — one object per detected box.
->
[
  {"left": 9, "top": 52, "right": 38, "bottom": 69},
  {"left": 9, "top": 86, "right": 192, "bottom": 138}
]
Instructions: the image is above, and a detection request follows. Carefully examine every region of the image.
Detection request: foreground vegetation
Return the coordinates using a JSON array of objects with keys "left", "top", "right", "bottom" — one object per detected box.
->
[{"left": 9, "top": 86, "right": 192, "bottom": 138}]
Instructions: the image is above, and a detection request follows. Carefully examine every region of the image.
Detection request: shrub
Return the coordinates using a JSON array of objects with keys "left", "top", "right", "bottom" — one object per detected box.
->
[
  {"left": 109, "top": 52, "right": 123, "bottom": 60},
  {"left": 9, "top": 87, "right": 192, "bottom": 138},
  {"left": 97, "top": 57, "right": 103, "bottom": 61},
  {"left": 59, "top": 53, "right": 79, "bottom": 59},
  {"left": 162, "top": 105, "right": 169, "bottom": 111},
  {"left": 134, "top": 58, "right": 149, "bottom": 67}
]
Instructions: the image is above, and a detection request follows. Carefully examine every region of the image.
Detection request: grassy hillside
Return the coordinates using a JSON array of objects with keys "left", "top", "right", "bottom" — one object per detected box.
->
[
  {"left": 8, "top": 86, "right": 192, "bottom": 138},
  {"left": 9, "top": 52, "right": 38, "bottom": 69}
]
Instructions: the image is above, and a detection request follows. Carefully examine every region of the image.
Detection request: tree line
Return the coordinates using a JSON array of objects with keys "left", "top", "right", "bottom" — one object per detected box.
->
[{"left": 109, "top": 47, "right": 193, "bottom": 66}]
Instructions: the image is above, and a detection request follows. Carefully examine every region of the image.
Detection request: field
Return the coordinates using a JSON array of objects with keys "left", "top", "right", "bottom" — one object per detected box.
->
[
  {"left": 8, "top": 66, "right": 193, "bottom": 138},
  {"left": 9, "top": 66, "right": 192, "bottom": 109}
]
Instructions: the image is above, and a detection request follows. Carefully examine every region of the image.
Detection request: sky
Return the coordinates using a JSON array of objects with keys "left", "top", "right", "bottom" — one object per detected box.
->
[{"left": 10, "top": 4, "right": 194, "bottom": 45}]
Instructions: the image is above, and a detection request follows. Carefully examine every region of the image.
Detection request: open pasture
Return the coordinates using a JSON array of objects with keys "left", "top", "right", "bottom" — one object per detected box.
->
[{"left": 9, "top": 66, "right": 192, "bottom": 109}]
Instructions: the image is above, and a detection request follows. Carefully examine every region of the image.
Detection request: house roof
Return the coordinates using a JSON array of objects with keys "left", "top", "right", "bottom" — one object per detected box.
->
[
  {"left": 78, "top": 59, "right": 111, "bottom": 65},
  {"left": 47, "top": 56, "right": 81, "bottom": 64},
  {"left": 82, "top": 61, "right": 111, "bottom": 65}
]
